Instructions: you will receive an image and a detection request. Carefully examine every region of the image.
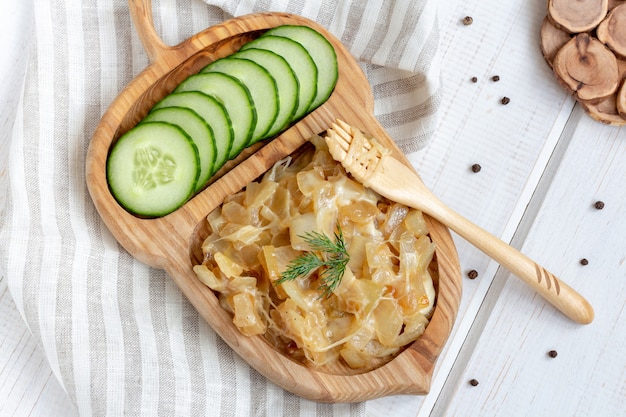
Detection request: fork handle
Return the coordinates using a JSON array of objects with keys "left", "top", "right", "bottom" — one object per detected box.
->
[
  {"left": 417, "top": 189, "right": 594, "bottom": 324},
  {"left": 370, "top": 152, "right": 596, "bottom": 324}
]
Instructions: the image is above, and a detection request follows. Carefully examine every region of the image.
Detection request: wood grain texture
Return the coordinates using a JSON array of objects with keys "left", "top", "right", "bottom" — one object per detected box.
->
[
  {"left": 541, "top": 1, "right": 626, "bottom": 125},
  {"left": 85, "top": 1, "right": 462, "bottom": 402},
  {"left": 436, "top": 107, "right": 626, "bottom": 417},
  {"left": 547, "top": 0, "right": 608, "bottom": 33}
]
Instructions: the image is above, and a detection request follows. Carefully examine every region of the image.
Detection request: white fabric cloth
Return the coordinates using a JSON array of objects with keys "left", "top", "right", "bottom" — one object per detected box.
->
[{"left": 0, "top": 0, "right": 442, "bottom": 415}]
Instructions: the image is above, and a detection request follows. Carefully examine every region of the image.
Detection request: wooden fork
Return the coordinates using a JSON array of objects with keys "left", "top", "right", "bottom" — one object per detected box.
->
[{"left": 326, "top": 120, "right": 594, "bottom": 325}]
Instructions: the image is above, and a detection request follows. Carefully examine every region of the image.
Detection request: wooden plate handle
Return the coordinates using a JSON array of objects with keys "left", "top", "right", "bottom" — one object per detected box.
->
[{"left": 128, "top": 0, "right": 171, "bottom": 62}]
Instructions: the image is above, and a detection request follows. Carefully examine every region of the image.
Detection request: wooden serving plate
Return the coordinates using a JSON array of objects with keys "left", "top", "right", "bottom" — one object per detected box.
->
[{"left": 86, "top": 0, "right": 462, "bottom": 402}]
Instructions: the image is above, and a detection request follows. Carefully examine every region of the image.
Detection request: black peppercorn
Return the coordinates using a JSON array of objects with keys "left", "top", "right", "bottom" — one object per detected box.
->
[
  {"left": 580, "top": 258, "right": 589, "bottom": 266},
  {"left": 594, "top": 201, "right": 605, "bottom": 210},
  {"left": 467, "top": 270, "right": 478, "bottom": 279},
  {"left": 469, "top": 378, "right": 479, "bottom": 386},
  {"left": 471, "top": 76, "right": 478, "bottom": 83},
  {"left": 471, "top": 163, "right": 482, "bottom": 173},
  {"left": 501, "top": 96, "right": 511, "bottom": 105},
  {"left": 463, "top": 16, "right": 473, "bottom": 25},
  {"left": 548, "top": 350, "right": 558, "bottom": 358},
  {"left": 492, "top": 75, "right": 500, "bottom": 82}
]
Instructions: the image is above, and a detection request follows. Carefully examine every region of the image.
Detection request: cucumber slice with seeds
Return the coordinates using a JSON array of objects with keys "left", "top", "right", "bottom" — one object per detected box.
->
[
  {"left": 176, "top": 72, "right": 256, "bottom": 159},
  {"left": 264, "top": 25, "right": 338, "bottom": 112},
  {"left": 232, "top": 49, "right": 299, "bottom": 138},
  {"left": 107, "top": 122, "right": 199, "bottom": 217},
  {"left": 152, "top": 91, "right": 233, "bottom": 172},
  {"left": 201, "top": 57, "right": 278, "bottom": 143},
  {"left": 106, "top": 25, "right": 339, "bottom": 218},
  {"left": 142, "top": 107, "right": 216, "bottom": 191},
  {"left": 240, "top": 35, "right": 317, "bottom": 121}
]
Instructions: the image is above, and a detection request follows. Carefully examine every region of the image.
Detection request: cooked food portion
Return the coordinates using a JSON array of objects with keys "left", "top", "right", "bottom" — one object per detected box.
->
[
  {"left": 107, "top": 25, "right": 338, "bottom": 217},
  {"left": 193, "top": 134, "right": 436, "bottom": 369}
]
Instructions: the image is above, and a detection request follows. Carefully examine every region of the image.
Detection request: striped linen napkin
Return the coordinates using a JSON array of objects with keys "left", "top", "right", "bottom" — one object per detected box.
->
[{"left": 0, "top": 0, "right": 442, "bottom": 415}]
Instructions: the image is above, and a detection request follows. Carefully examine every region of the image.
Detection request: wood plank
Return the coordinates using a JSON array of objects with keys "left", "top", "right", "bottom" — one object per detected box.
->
[{"left": 434, "top": 106, "right": 626, "bottom": 416}]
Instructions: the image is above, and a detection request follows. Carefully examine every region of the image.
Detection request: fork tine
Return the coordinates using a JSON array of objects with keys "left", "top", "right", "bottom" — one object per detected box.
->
[
  {"left": 330, "top": 123, "right": 351, "bottom": 152},
  {"left": 335, "top": 118, "right": 350, "bottom": 131},
  {"left": 335, "top": 119, "right": 353, "bottom": 138},
  {"left": 330, "top": 120, "right": 373, "bottom": 151},
  {"left": 325, "top": 129, "right": 348, "bottom": 162},
  {"left": 351, "top": 124, "right": 372, "bottom": 151},
  {"left": 326, "top": 120, "right": 384, "bottom": 186}
]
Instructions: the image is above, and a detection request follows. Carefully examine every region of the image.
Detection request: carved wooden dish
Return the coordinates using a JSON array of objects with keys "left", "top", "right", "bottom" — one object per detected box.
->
[{"left": 86, "top": 0, "right": 462, "bottom": 402}]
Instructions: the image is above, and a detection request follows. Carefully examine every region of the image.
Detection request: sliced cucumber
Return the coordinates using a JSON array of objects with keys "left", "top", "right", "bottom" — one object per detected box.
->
[
  {"left": 152, "top": 91, "right": 233, "bottom": 172},
  {"left": 201, "top": 57, "right": 278, "bottom": 143},
  {"left": 175, "top": 72, "right": 256, "bottom": 159},
  {"left": 264, "top": 25, "right": 338, "bottom": 112},
  {"left": 232, "top": 49, "right": 299, "bottom": 138},
  {"left": 240, "top": 35, "right": 317, "bottom": 121},
  {"left": 107, "top": 122, "right": 199, "bottom": 217},
  {"left": 106, "top": 25, "right": 339, "bottom": 218},
  {"left": 142, "top": 107, "right": 215, "bottom": 191}
]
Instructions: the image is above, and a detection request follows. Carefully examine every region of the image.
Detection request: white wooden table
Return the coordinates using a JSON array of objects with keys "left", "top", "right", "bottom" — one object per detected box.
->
[{"left": 1, "top": 0, "right": 624, "bottom": 416}]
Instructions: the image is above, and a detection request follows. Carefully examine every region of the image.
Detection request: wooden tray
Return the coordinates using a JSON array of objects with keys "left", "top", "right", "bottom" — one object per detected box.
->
[{"left": 86, "top": 0, "right": 462, "bottom": 402}]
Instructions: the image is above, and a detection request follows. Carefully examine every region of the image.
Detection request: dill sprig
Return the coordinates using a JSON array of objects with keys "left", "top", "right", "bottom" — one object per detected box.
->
[{"left": 276, "top": 225, "right": 350, "bottom": 298}]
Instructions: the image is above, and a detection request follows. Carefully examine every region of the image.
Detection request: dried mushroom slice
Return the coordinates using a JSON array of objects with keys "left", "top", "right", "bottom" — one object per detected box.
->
[
  {"left": 580, "top": 56, "right": 626, "bottom": 124},
  {"left": 540, "top": 17, "right": 572, "bottom": 67},
  {"left": 597, "top": 3, "right": 626, "bottom": 58},
  {"left": 548, "top": 0, "right": 609, "bottom": 33},
  {"left": 617, "top": 80, "right": 626, "bottom": 118},
  {"left": 553, "top": 33, "right": 620, "bottom": 101},
  {"left": 580, "top": 94, "right": 626, "bottom": 125}
]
